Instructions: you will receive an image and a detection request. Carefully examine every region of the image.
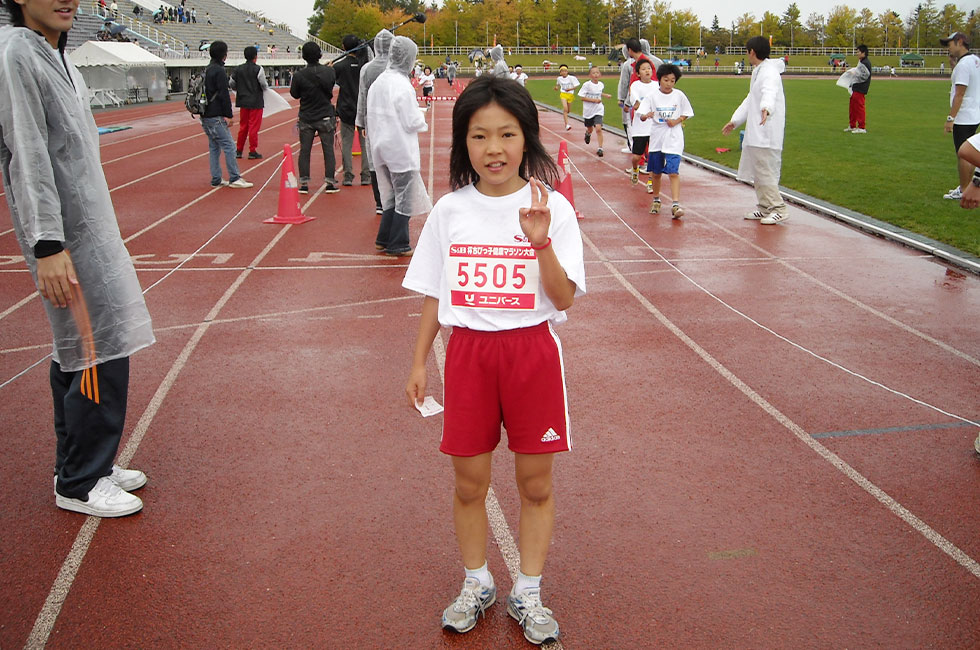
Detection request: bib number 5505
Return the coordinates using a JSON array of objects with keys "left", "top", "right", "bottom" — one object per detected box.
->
[{"left": 457, "top": 262, "right": 527, "bottom": 290}]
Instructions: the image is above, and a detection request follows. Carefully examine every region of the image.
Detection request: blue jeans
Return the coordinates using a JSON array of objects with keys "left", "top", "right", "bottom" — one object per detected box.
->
[{"left": 201, "top": 116, "right": 241, "bottom": 185}]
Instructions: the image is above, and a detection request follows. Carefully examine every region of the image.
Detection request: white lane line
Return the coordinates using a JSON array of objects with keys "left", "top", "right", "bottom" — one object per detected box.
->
[
  {"left": 568, "top": 155, "right": 979, "bottom": 429},
  {"left": 578, "top": 223, "right": 980, "bottom": 580},
  {"left": 553, "top": 127, "right": 980, "bottom": 368},
  {"left": 26, "top": 189, "right": 304, "bottom": 648}
]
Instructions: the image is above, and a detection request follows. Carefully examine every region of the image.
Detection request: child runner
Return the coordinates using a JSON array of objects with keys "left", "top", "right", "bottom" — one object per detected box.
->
[
  {"left": 639, "top": 63, "right": 693, "bottom": 217},
  {"left": 554, "top": 64, "right": 580, "bottom": 131},
  {"left": 403, "top": 75, "right": 586, "bottom": 645},
  {"left": 512, "top": 63, "right": 528, "bottom": 87},
  {"left": 627, "top": 59, "right": 657, "bottom": 184},
  {"left": 420, "top": 65, "right": 435, "bottom": 105},
  {"left": 578, "top": 65, "right": 611, "bottom": 157}
]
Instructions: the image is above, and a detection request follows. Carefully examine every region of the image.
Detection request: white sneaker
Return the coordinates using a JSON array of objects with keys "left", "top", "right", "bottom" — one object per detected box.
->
[
  {"left": 645, "top": 180, "right": 654, "bottom": 194},
  {"left": 55, "top": 476, "right": 143, "bottom": 517},
  {"left": 851, "top": 128, "right": 867, "bottom": 133},
  {"left": 109, "top": 465, "right": 147, "bottom": 491},
  {"left": 228, "top": 178, "right": 254, "bottom": 189},
  {"left": 760, "top": 212, "right": 789, "bottom": 225},
  {"left": 442, "top": 576, "right": 496, "bottom": 633},
  {"left": 620, "top": 147, "right": 631, "bottom": 154},
  {"left": 507, "top": 588, "right": 560, "bottom": 645},
  {"left": 974, "top": 433, "right": 980, "bottom": 456},
  {"left": 743, "top": 211, "right": 766, "bottom": 220},
  {"left": 629, "top": 169, "right": 638, "bottom": 185},
  {"left": 944, "top": 187, "right": 963, "bottom": 200},
  {"left": 843, "top": 126, "right": 854, "bottom": 132}
]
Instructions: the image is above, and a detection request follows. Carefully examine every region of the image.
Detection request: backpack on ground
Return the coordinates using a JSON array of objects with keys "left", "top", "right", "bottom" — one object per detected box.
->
[{"left": 185, "top": 73, "right": 207, "bottom": 117}]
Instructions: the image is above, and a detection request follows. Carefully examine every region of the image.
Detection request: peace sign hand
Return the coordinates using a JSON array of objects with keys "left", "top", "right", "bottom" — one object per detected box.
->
[{"left": 519, "top": 177, "right": 551, "bottom": 247}]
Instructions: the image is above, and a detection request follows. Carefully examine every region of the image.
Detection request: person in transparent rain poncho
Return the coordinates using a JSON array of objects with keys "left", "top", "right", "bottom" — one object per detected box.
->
[
  {"left": 488, "top": 44, "right": 509, "bottom": 77},
  {"left": 356, "top": 28, "right": 393, "bottom": 215},
  {"left": 367, "top": 36, "right": 432, "bottom": 256},
  {"left": 0, "top": 0, "right": 155, "bottom": 518}
]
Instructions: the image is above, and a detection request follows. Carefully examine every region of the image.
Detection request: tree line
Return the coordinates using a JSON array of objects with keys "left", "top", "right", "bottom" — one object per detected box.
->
[{"left": 307, "top": 0, "right": 978, "bottom": 52}]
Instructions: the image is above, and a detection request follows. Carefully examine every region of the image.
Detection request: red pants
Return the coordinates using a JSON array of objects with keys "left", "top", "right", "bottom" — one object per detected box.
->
[
  {"left": 849, "top": 92, "right": 866, "bottom": 129},
  {"left": 236, "top": 107, "right": 262, "bottom": 153}
]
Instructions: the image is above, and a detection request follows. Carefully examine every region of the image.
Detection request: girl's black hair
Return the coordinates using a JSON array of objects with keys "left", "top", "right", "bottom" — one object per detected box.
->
[
  {"left": 449, "top": 75, "right": 559, "bottom": 191},
  {"left": 657, "top": 63, "right": 682, "bottom": 81}
]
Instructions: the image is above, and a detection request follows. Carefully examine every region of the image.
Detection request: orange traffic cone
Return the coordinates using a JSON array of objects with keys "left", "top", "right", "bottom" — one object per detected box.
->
[
  {"left": 264, "top": 144, "right": 314, "bottom": 225},
  {"left": 555, "top": 141, "right": 582, "bottom": 219}
]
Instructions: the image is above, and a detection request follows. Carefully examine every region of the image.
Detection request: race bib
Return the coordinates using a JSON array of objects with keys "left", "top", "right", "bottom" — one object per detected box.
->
[{"left": 447, "top": 244, "right": 540, "bottom": 310}]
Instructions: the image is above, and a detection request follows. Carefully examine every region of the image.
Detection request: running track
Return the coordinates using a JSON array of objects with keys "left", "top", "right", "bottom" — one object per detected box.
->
[{"left": 1, "top": 86, "right": 978, "bottom": 648}]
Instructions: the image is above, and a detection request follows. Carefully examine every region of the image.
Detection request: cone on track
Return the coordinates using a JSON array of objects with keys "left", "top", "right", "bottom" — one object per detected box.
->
[
  {"left": 264, "top": 144, "right": 314, "bottom": 225},
  {"left": 555, "top": 141, "right": 582, "bottom": 219},
  {"left": 353, "top": 134, "right": 361, "bottom": 156}
]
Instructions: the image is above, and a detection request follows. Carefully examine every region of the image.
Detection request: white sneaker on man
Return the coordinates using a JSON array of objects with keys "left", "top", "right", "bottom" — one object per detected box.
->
[
  {"left": 109, "top": 465, "right": 147, "bottom": 491},
  {"left": 760, "top": 212, "right": 789, "bottom": 225},
  {"left": 743, "top": 211, "right": 766, "bottom": 220},
  {"left": 55, "top": 476, "right": 143, "bottom": 517},
  {"left": 943, "top": 187, "right": 963, "bottom": 200},
  {"left": 843, "top": 127, "right": 854, "bottom": 132},
  {"left": 851, "top": 128, "right": 867, "bottom": 133},
  {"left": 228, "top": 178, "right": 254, "bottom": 189}
]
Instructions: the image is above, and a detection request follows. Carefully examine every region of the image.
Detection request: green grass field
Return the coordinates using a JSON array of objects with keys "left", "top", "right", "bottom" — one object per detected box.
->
[{"left": 524, "top": 76, "right": 979, "bottom": 258}]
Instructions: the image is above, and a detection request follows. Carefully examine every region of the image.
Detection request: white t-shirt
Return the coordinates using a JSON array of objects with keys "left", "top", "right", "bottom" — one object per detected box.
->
[
  {"left": 419, "top": 73, "right": 435, "bottom": 89},
  {"left": 951, "top": 53, "right": 980, "bottom": 125},
  {"left": 556, "top": 75, "right": 580, "bottom": 93},
  {"left": 628, "top": 79, "right": 658, "bottom": 136},
  {"left": 403, "top": 183, "right": 587, "bottom": 331},
  {"left": 639, "top": 87, "right": 694, "bottom": 155},
  {"left": 511, "top": 71, "right": 529, "bottom": 86},
  {"left": 578, "top": 80, "right": 605, "bottom": 119}
]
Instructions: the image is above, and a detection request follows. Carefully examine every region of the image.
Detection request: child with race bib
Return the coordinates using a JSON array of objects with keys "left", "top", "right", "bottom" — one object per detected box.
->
[
  {"left": 403, "top": 74, "right": 586, "bottom": 645},
  {"left": 554, "top": 64, "right": 580, "bottom": 131},
  {"left": 638, "top": 63, "right": 693, "bottom": 217}
]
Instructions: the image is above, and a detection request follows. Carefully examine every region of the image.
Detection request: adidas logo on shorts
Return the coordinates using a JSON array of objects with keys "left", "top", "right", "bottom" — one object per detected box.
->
[{"left": 540, "top": 428, "right": 561, "bottom": 443}]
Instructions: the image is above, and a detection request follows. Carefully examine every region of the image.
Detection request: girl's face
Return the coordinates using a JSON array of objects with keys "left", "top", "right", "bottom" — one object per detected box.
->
[
  {"left": 424, "top": 67, "right": 431, "bottom": 74},
  {"left": 658, "top": 73, "right": 676, "bottom": 92},
  {"left": 638, "top": 62, "right": 653, "bottom": 82},
  {"left": 15, "top": 0, "right": 79, "bottom": 46},
  {"left": 466, "top": 102, "right": 527, "bottom": 197},
  {"left": 559, "top": 67, "right": 568, "bottom": 77}
]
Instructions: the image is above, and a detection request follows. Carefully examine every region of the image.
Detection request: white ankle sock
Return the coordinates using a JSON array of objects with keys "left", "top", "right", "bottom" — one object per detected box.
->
[
  {"left": 464, "top": 562, "right": 492, "bottom": 587},
  {"left": 512, "top": 571, "right": 541, "bottom": 595}
]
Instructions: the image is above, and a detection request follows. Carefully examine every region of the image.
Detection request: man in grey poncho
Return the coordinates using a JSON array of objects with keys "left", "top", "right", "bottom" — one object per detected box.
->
[
  {"left": 0, "top": 0, "right": 155, "bottom": 517},
  {"left": 355, "top": 28, "right": 394, "bottom": 216}
]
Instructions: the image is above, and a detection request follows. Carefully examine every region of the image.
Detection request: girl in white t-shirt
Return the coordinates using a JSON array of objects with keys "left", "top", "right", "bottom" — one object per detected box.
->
[
  {"left": 553, "top": 64, "right": 580, "bottom": 130},
  {"left": 420, "top": 66, "right": 436, "bottom": 105},
  {"left": 403, "top": 75, "right": 585, "bottom": 645},
  {"left": 638, "top": 63, "right": 693, "bottom": 217}
]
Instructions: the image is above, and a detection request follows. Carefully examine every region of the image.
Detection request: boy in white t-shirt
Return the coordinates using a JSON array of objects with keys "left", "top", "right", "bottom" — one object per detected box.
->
[
  {"left": 577, "top": 65, "right": 611, "bottom": 157},
  {"left": 638, "top": 63, "right": 693, "bottom": 217},
  {"left": 419, "top": 65, "right": 436, "bottom": 105},
  {"left": 554, "top": 64, "right": 580, "bottom": 130},
  {"left": 626, "top": 59, "right": 657, "bottom": 184}
]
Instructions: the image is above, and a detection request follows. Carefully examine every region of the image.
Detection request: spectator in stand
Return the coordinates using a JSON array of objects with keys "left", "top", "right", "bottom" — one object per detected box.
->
[
  {"left": 334, "top": 34, "right": 371, "bottom": 187},
  {"left": 230, "top": 45, "right": 267, "bottom": 160},
  {"left": 206, "top": 11, "right": 211, "bottom": 25},
  {"left": 191, "top": 8, "right": 196, "bottom": 23},
  {"left": 200, "top": 41, "right": 253, "bottom": 189},
  {"left": 290, "top": 41, "right": 339, "bottom": 195}
]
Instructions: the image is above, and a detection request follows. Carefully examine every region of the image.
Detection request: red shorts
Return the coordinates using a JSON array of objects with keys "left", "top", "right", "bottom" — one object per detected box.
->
[{"left": 441, "top": 322, "right": 571, "bottom": 456}]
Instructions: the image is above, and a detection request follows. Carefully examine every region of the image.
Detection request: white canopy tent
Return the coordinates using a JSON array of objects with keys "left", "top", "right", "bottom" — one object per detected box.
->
[{"left": 71, "top": 41, "right": 167, "bottom": 105}]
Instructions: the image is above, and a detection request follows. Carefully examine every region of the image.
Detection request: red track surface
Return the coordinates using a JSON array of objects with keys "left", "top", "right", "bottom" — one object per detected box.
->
[{"left": 1, "top": 86, "right": 978, "bottom": 648}]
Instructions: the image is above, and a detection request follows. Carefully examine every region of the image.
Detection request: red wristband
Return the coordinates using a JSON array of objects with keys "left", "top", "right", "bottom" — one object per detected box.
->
[{"left": 530, "top": 237, "right": 551, "bottom": 250}]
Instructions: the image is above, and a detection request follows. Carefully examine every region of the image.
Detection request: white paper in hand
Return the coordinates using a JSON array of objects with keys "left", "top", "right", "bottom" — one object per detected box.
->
[
  {"left": 414, "top": 396, "right": 444, "bottom": 417},
  {"left": 263, "top": 88, "right": 292, "bottom": 116}
]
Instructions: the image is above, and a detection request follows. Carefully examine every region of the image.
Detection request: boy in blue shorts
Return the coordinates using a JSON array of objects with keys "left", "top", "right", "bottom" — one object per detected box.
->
[{"left": 638, "top": 63, "right": 693, "bottom": 218}]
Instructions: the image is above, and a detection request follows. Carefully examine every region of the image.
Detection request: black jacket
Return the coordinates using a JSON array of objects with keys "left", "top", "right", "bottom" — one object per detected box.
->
[
  {"left": 232, "top": 60, "right": 265, "bottom": 109},
  {"left": 290, "top": 62, "right": 336, "bottom": 123},
  {"left": 333, "top": 54, "right": 363, "bottom": 125},
  {"left": 203, "top": 60, "right": 233, "bottom": 118},
  {"left": 852, "top": 57, "right": 871, "bottom": 95}
]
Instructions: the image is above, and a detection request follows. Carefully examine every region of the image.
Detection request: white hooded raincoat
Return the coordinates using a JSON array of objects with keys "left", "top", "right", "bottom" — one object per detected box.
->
[{"left": 0, "top": 27, "right": 154, "bottom": 371}]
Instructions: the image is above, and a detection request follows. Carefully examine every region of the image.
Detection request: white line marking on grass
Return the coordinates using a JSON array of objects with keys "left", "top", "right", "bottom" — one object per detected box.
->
[
  {"left": 573, "top": 183, "right": 980, "bottom": 580},
  {"left": 26, "top": 183, "right": 307, "bottom": 647}
]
